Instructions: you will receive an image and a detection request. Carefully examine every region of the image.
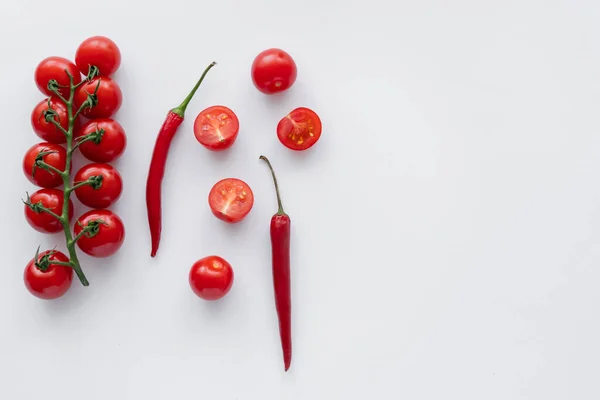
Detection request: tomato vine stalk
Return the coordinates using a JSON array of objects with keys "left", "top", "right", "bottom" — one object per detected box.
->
[{"left": 23, "top": 68, "right": 106, "bottom": 286}]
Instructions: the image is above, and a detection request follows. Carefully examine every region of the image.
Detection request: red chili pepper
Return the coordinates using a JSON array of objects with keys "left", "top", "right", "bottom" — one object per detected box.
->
[
  {"left": 146, "top": 62, "right": 216, "bottom": 257},
  {"left": 260, "top": 155, "right": 292, "bottom": 371}
]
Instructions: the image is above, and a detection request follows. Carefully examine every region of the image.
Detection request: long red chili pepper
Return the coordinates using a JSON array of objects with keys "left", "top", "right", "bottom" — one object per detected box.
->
[
  {"left": 260, "top": 155, "right": 292, "bottom": 371},
  {"left": 146, "top": 61, "right": 216, "bottom": 257}
]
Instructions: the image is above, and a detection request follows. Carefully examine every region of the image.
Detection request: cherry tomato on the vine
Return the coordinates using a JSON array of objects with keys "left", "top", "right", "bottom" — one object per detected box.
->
[
  {"left": 35, "top": 56, "right": 82, "bottom": 98},
  {"left": 75, "top": 36, "right": 121, "bottom": 77},
  {"left": 189, "top": 255, "right": 234, "bottom": 301},
  {"left": 24, "top": 250, "right": 73, "bottom": 300},
  {"left": 251, "top": 48, "right": 297, "bottom": 94},
  {"left": 74, "top": 209, "right": 125, "bottom": 258},
  {"left": 193, "top": 105, "right": 239, "bottom": 151},
  {"left": 22, "top": 142, "right": 68, "bottom": 188},
  {"left": 74, "top": 77, "right": 122, "bottom": 119},
  {"left": 31, "top": 97, "right": 80, "bottom": 144},
  {"left": 75, "top": 118, "right": 126, "bottom": 162},
  {"left": 24, "top": 188, "right": 73, "bottom": 234},
  {"left": 208, "top": 178, "right": 254, "bottom": 223},
  {"left": 277, "top": 107, "right": 322, "bottom": 151},
  {"left": 74, "top": 163, "right": 122, "bottom": 209}
]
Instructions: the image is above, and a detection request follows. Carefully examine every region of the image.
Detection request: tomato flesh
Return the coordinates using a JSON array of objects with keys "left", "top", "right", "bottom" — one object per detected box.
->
[
  {"left": 24, "top": 250, "right": 73, "bottom": 300},
  {"left": 208, "top": 178, "right": 254, "bottom": 223},
  {"left": 189, "top": 255, "right": 234, "bottom": 301},
  {"left": 194, "top": 105, "right": 239, "bottom": 151},
  {"left": 277, "top": 107, "right": 322, "bottom": 151}
]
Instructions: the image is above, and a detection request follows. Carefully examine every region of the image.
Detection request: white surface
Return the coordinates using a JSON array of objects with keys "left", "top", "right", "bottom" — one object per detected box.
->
[{"left": 1, "top": 0, "right": 600, "bottom": 398}]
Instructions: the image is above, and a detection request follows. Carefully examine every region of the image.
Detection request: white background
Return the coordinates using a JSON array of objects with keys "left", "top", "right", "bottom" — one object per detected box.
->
[{"left": 1, "top": 0, "right": 600, "bottom": 398}]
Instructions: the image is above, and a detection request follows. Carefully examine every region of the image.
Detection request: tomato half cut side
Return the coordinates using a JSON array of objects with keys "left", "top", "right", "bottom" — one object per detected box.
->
[
  {"left": 208, "top": 178, "right": 254, "bottom": 223},
  {"left": 277, "top": 107, "right": 322, "bottom": 151},
  {"left": 194, "top": 105, "right": 240, "bottom": 151}
]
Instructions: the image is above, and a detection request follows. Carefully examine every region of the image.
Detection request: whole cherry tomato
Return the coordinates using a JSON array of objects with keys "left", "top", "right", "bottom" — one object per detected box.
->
[
  {"left": 189, "top": 255, "right": 234, "bottom": 301},
  {"left": 251, "top": 48, "right": 297, "bottom": 94},
  {"left": 277, "top": 107, "right": 322, "bottom": 151},
  {"left": 24, "top": 250, "right": 73, "bottom": 300},
  {"left": 74, "top": 163, "right": 123, "bottom": 209},
  {"left": 75, "top": 36, "right": 121, "bottom": 77},
  {"left": 22, "top": 142, "right": 68, "bottom": 188},
  {"left": 24, "top": 188, "right": 73, "bottom": 233},
  {"left": 34, "top": 56, "right": 82, "bottom": 97},
  {"left": 75, "top": 118, "right": 127, "bottom": 162},
  {"left": 74, "top": 209, "right": 125, "bottom": 258},
  {"left": 74, "top": 77, "right": 122, "bottom": 119},
  {"left": 30, "top": 97, "right": 81, "bottom": 144},
  {"left": 193, "top": 105, "right": 239, "bottom": 151},
  {"left": 208, "top": 178, "right": 254, "bottom": 223}
]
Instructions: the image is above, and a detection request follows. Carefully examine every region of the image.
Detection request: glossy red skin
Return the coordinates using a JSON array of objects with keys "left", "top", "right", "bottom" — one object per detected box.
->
[
  {"left": 208, "top": 178, "right": 254, "bottom": 223},
  {"left": 270, "top": 213, "right": 292, "bottom": 370},
  {"left": 251, "top": 48, "right": 297, "bottom": 94},
  {"left": 193, "top": 105, "right": 239, "bottom": 151},
  {"left": 24, "top": 250, "right": 73, "bottom": 300},
  {"left": 189, "top": 255, "right": 234, "bottom": 301},
  {"left": 22, "top": 142, "right": 68, "bottom": 188},
  {"left": 74, "top": 77, "right": 122, "bottom": 119},
  {"left": 277, "top": 107, "right": 322, "bottom": 151},
  {"left": 74, "top": 209, "right": 125, "bottom": 258},
  {"left": 31, "top": 98, "right": 79, "bottom": 144},
  {"left": 35, "top": 56, "right": 82, "bottom": 97},
  {"left": 75, "top": 118, "right": 127, "bottom": 162},
  {"left": 147, "top": 111, "right": 184, "bottom": 257},
  {"left": 75, "top": 36, "right": 121, "bottom": 77},
  {"left": 74, "top": 163, "right": 123, "bottom": 209},
  {"left": 24, "top": 188, "right": 73, "bottom": 233}
]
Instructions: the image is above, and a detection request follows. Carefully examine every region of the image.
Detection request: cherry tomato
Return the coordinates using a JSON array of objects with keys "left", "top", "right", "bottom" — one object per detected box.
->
[
  {"left": 75, "top": 36, "right": 121, "bottom": 77},
  {"left": 30, "top": 97, "right": 81, "bottom": 144},
  {"left": 35, "top": 56, "right": 82, "bottom": 97},
  {"left": 193, "top": 105, "right": 239, "bottom": 151},
  {"left": 277, "top": 107, "right": 322, "bottom": 151},
  {"left": 74, "top": 163, "right": 122, "bottom": 209},
  {"left": 74, "top": 209, "right": 125, "bottom": 258},
  {"left": 24, "top": 250, "right": 73, "bottom": 300},
  {"left": 251, "top": 48, "right": 297, "bottom": 94},
  {"left": 22, "top": 143, "right": 68, "bottom": 188},
  {"left": 208, "top": 178, "right": 254, "bottom": 223},
  {"left": 75, "top": 118, "right": 127, "bottom": 162},
  {"left": 189, "top": 255, "right": 234, "bottom": 301},
  {"left": 74, "top": 77, "right": 122, "bottom": 119},
  {"left": 24, "top": 188, "right": 73, "bottom": 234}
]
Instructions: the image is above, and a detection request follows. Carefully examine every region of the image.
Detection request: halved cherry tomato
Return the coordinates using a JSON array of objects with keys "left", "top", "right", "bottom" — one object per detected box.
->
[
  {"left": 31, "top": 98, "right": 77, "bottom": 144},
  {"left": 24, "top": 250, "right": 73, "bottom": 300},
  {"left": 193, "top": 105, "right": 239, "bottom": 151},
  {"left": 189, "top": 255, "right": 234, "bottom": 301},
  {"left": 75, "top": 118, "right": 127, "bottom": 162},
  {"left": 35, "top": 56, "right": 82, "bottom": 97},
  {"left": 74, "top": 209, "right": 125, "bottom": 258},
  {"left": 208, "top": 178, "right": 254, "bottom": 223},
  {"left": 22, "top": 142, "right": 68, "bottom": 188},
  {"left": 75, "top": 36, "right": 121, "bottom": 77},
  {"left": 277, "top": 107, "right": 322, "bottom": 151},
  {"left": 74, "top": 77, "right": 122, "bottom": 119},
  {"left": 251, "top": 48, "right": 297, "bottom": 94},
  {"left": 24, "top": 188, "right": 73, "bottom": 233},
  {"left": 74, "top": 163, "right": 123, "bottom": 209}
]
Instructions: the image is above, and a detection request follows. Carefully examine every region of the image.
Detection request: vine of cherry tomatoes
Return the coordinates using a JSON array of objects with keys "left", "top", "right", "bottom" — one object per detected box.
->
[{"left": 24, "top": 36, "right": 127, "bottom": 299}]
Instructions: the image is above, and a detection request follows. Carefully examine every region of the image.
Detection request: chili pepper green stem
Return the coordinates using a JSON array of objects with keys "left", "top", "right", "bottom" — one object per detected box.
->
[
  {"left": 259, "top": 155, "right": 286, "bottom": 215},
  {"left": 171, "top": 62, "right": 216, "bottom": 118}
]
